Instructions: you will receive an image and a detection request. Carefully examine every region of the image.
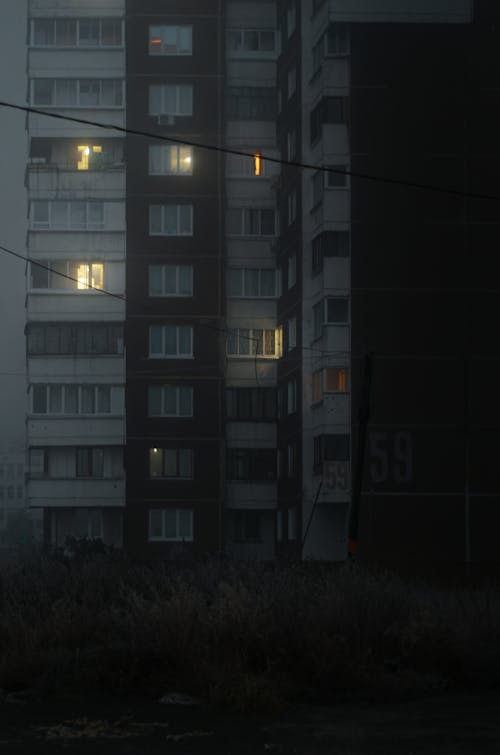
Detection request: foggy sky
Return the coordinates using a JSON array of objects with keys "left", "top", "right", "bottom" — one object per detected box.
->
[{"left": 0, "top": 1, "right": 28, "bottom": 453}]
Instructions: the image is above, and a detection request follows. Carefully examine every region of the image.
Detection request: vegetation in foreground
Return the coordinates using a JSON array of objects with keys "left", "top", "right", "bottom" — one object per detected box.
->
[{"left": 0, "top": 551, "right": 499, "bottom": 711}]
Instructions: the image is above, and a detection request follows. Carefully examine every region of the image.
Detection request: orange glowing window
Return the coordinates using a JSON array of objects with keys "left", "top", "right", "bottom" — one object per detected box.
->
[
  {"left": 151, "top": 38, "right": 162, "bottom": 45},
  {"left": 254, "top": 152, "right": 262, "bottom": 176},
  {"left": 325, "top": 367, "right": 348, "bottom": 393}
]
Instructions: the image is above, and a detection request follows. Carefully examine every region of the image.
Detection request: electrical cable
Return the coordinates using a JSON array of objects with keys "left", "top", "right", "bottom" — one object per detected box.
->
[{"left": 1, "top": 99, "right": 499, "bottom": 202}]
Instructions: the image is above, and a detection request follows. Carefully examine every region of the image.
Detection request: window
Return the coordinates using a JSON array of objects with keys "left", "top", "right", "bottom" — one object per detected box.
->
[
  {"left": 149, "top": 509, "right": 193, "bottom": 542},
  {"left": 288, "top": 191, "right": 297, "bottom": 225},
  {"left": 312, "top": 167, "right": 348, "bottom": 202},
  {"left": 226, "top": 208, "right": 276, "bottom": 236},
  {"left": 226, "top": 152, "right": 267, "bottom": 177},
  {"left": 312, "top": 370, "right": 323, "bottom": 403},
  {"left": 287, "top": 380, "right": 297, "bottom": 414},
  {"left": 312, "top": 171, "right": 324, "bottom": 207},
  {"left": 77, "top": 144, "right": 104, "bottom": 171},
  {"left": 327, "top": 297, "right": 349, "bottom": 323},
  {"left": 284, "top": 317, "right": 297, "bottom": 353},
  {"left": 287, "top": 444, "right": 297, "bottom": 477},
  {"left": 149, "top": 265, "right": 193, "bottom": 297},
  {"left": 227, "top": 328, "right": 276, "bottom": 357},
  {"left": 312, "top": 231, "right": 350, "bottom": 274},
  {"left": 76, "top": 448, "right": 104, "bottom": 478},
  {"left": 287, "top": 130, "right": 297, "bottom": 160},
  {"left": 312, "top": 368, "right": 348, "bottom": 403},
  {"left": 148, "top": 385, "right": 193, "bottom": 417},
  {"left": 32, "top": 384, "right": 112, "bottom": 414},
  {"left": 325, "top": 367, "right": 348, "bottom": 393},
  {"left": 232, "top": 511, "right": 262, "bottom": 543},
  {"left": 149, "top": 448, "right": 193, "bottom": 479},
  {"left": 149, "top": 84, "right": 193, "bottom": 116},
  {"left": 276, "top": 510, "right": 283, "bottom": 541},
  {"left": 310, "top": 96, "right": 348, "bottom": 143},
  {"left": 287, "top": 65, "right": 297, "bottom": 98},
  {"left": 30, "top": 260, "right": 104, "bottom": 291},
  {"left": 149, "top": 144, "right": 193, "bottom": 175},
  {"left": 327, "top": 25, "right": 350, "bottom": 55},
  {"left": 226, "top": 388, "right": 277, "bottom": 420},
  {"left": 327, "top": 164, "right": 348, "bottom": 187},
  {"left": 149, "top": 325, "right": 193, "bottom": 358},
  {"left": 29, "top": 449, "right": 48, "bottom": 477},
  {"left": 226, "top": 448, "right": 277, "bottom": 481},
  {"left": 313, "top": 301, "right": 325, "bottom": 338},
  {"left": 314, "top": 434, "right": 350, "bottom": 472},
  {"left": 287, "top": 255, "right": 296, "bottom": 288},
  {"left": 28, "top": 324, "right": 123, "bottom": 355},
  {"left": 287, "top": 508, "right": 297, "bottom": 540},
  {"left": 32, "top": 79, "right": 123, "bottom": 107},
  {"left": 72, "top": 509, "right": 103, "bottom": 540},
  {"left": 30, "top": 201, "right": 104, "bottom": 230},
  {"left": 149, "top": 25, "right": 192, "bottom": 55},
  {"left": 226, "top": 268, "right": 276, "bottom": 297},
  {"left": 287, "top": 0, "right": 297, "bottom": 38},
  {"left": 149, "top": 205, "right": 193, "bottom": 236},
  {"left": 32, "top": 18, "right": 122, "bottom": 47},
  {"left": 226, "top": 87, "right": 277, "bottom": 120},
  {"left": 312, "top": 26, "right": 349, "bottom": 74},
  {"left": 226, "top": 29, "right": 277, "bottom": 56}
]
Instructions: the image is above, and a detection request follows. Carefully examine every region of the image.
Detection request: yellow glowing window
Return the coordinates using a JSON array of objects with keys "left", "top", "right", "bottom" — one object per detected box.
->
[
  {"left": 77, "top": 145, "right": 103, "bottom": 171},
  {"left": 325, "top": 367, "right": 348, "bottom": 393},
  {"left": 254, "top": 152, "right": 262, "bottom": 176},
  {"left": 76, "top": 263, "right": 104, "bottom": 290}
]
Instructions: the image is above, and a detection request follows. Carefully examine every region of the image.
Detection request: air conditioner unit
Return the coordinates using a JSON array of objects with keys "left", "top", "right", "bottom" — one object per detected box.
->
[{"left": 157, "top": 115, "right": 175, "bottom": 126}]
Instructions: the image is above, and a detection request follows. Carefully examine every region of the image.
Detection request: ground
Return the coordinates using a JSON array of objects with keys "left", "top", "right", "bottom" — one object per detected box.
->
[{"left": 1, "top": 689, "right": 500, "bottom": 754}]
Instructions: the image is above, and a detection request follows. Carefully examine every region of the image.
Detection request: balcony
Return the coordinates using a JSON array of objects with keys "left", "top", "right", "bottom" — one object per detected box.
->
[
  {"left": 28, "top": 477, "right": 125, "bottom": 508},
  {"left": 27, "top": 416, "right": 125, "bottom": 446},
  {"left": 226, "top": 482, "right": 277, "bottom": 509},
  {"left": 312, "top": 392, "right": 350, "bottom": 426},
  {"left": 27, "top": 164, "right": 125, "bottom": 200}
]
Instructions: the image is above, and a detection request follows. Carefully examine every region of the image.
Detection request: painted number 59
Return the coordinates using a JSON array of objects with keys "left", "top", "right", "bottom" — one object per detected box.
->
[{"left": 369, "top": 431, "right": 413, "bottom": 484}]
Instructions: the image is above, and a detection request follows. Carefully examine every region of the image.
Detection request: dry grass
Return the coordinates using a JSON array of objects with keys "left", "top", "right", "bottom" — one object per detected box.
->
[{"left": 0, "top": 552, "right": 499, "bottom": 710}]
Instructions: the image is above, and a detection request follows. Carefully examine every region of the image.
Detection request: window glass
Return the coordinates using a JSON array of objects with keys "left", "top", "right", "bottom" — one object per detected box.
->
[
  {"left": 149, "top": 448, "right": 163, "bottom": 477},
  {"left": 49, "top": 385, "right": 63, "bottom": 413},
  {"left": 79, "top": 20, "right": 99, "bottom": 46},
  {"left": 101, "top": 20, "right": 122, "bottom": 46},
  {"left": 327, "top": 297, "right": 349, "bottom": 323},
  {"left": 178, "top": 509, "right": 192, "bottom": 539},
  {"left": 55, "top": 19, "right": 77, "bottom": 46},
  {"left": 33, "top": 19, "right": 55, "bottom": 46},
  {"left": 31, "top": 260, "right": 49, "bottom": 288},
  {"left": 97, "top": 386, "right": 111, "bottom": 413},
  {"left": 149, "top": 509, "right": 163, "bottom": 538},
  {"left": 33, "top": 385, "right": 47, "bottom": 413},
  {"left": 65, "top": 385, "right": 78, "bottom": 413}
]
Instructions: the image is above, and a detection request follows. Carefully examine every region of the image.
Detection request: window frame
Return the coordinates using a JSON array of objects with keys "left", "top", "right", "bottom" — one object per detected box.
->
[
  {"left": 149, "top": 448, "right": 194, "bottom": 480},
  {"left": 148, "top": 508, "right": 194, "bottom": 542},
  {"left": 149, "top": 204, "right": 193, "bottom": 236},
  {"left": 149, "top": 325, "right": 194, "bottom": 359},
  {"left": 30, "top": 18, "right": 124, "bottom": 49},
  {"left": 148, "top": 385, "right": 193, "bottom": 418},
  {"left": 148, "top": 25, "right": 193, "bottom": 56},
  {"left": 148, "top": 264, "right": 193, "bottom": 298},
  {"left": 31, "top": 78, "right": 124, "bottom": 108}
]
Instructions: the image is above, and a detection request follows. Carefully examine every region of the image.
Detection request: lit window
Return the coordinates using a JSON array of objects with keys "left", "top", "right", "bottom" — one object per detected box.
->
[
  {"left": 149, "top": 26, "right": 192, "bottom": 56},
  {"left": 149, "top": 448, "right": 193, "bottom": 479},
  {"left": 254, "top": 152, "right": 262, "bottom": 176},
  {"left": 149, "top": 144, "right": 193, "bottom": 175},
  {"left": 325, "top": 367, "right": 348, "bottom": 393},
  {"left": 77, "top": 144, "right": 103, "bottom": 171},
  {"left": 227, "top": 328, "right": 277, "bottom": 358}
]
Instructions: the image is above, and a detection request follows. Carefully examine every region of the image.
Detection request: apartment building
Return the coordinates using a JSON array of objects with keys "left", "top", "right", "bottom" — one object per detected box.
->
[
  {"left": 24, "top": 0, "right": 500, "bottom": 567},
  {"left": 26, "top": 0, "right": 126, "bottom": 547}
]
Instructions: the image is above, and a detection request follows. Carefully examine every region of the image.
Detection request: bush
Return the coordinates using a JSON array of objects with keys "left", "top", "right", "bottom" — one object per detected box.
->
[{"left": 0, "top": 555, "right": 499, "bottom": 709}]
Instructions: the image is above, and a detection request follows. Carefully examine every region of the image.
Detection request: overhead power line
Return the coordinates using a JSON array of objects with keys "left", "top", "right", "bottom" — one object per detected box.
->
[
  {"left": 0, "top": 100, "right": 499, "bottom": 202},
  {"left": 0, "top": 240, "right": 346, "bottom": 361}
]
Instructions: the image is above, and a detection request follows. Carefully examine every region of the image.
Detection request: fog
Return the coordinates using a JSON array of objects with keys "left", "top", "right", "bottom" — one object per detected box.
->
[{"left": 0, "top": 0, "right": 28, "bottom": 454}]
